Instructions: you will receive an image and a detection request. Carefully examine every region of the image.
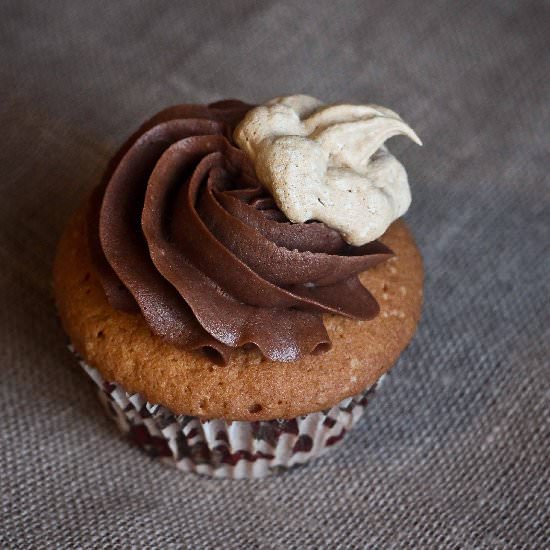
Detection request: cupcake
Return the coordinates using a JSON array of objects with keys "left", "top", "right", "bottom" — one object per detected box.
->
[{"left": 54, "top": 95, "right": 423, "bottom": 478}]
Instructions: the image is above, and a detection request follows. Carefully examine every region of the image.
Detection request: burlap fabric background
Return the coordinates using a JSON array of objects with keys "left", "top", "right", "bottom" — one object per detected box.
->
[{"left": 1, "top": 1, "right": 548, "bottom": 548}]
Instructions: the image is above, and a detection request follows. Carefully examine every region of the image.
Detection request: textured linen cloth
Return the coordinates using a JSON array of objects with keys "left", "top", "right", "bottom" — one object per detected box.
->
[{"left": 1, "top": 1, "right": 548, "bottom": 547}]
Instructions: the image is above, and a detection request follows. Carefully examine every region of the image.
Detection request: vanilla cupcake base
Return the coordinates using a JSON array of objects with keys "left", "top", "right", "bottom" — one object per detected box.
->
[{"left": 77, "top": 353, "right": 384, "bottom": 479}]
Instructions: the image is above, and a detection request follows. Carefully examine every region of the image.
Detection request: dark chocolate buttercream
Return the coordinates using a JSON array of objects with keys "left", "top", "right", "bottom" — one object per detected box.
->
[{"left": 89, "top": 100, "right": 392, "bottom": 364}]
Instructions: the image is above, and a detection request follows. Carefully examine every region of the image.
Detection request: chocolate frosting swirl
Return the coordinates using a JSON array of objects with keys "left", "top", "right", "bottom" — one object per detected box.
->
[{"left": 89, "top": 100, "right": 392, "bottom": 364}]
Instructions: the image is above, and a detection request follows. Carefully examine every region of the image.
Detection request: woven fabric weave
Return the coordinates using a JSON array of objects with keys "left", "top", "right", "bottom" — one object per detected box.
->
[{"left": 1, "top": 1, "right": 548, "bottom": 547}]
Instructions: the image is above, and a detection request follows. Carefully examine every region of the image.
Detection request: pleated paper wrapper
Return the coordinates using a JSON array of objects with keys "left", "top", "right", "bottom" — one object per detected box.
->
[{"left": 78, "top": 354, "right": 384, "bottom": 479}]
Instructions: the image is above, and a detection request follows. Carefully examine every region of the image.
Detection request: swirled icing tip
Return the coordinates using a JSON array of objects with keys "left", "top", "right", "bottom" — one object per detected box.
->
[
  {"left": 92, "top": 100, "right": 394, "bottom": 364},
  {"left": 234, "top": 95, "right": 421, "bottom": 246}
]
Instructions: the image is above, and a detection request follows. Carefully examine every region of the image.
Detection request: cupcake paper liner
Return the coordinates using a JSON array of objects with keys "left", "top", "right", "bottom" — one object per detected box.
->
[{"left": 75, "top": 350, "right": 384, "bottom": 478}]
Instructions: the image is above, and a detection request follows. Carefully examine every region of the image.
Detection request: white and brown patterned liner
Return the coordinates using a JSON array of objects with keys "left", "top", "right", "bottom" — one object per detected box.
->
[{"left": 77, "top": 353, "right": 383, "bottom": 479}]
